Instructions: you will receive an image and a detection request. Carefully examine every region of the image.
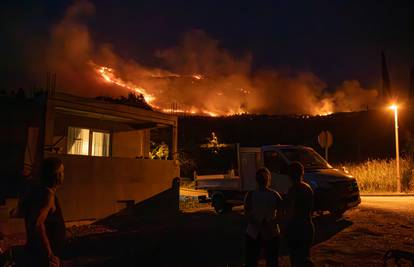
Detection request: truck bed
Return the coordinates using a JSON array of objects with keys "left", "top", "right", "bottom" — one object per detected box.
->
[{"left": 196, "top": 174, "right": 241, "bottom": 190}]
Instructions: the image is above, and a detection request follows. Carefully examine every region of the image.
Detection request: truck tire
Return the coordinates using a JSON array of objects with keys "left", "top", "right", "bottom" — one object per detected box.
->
[{"left": 212, "top": 194, "right": 231, "bottom": 214}]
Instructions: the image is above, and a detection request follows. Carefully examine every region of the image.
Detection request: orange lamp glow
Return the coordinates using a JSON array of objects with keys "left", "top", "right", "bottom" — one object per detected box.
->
[{"left": 389, "top": 104, "right": 398, "bottom": 110}]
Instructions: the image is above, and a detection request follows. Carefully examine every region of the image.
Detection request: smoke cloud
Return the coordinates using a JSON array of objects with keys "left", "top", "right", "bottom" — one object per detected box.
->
[{"left": 36, "top": 1, "right": 379, "bottom": 116}]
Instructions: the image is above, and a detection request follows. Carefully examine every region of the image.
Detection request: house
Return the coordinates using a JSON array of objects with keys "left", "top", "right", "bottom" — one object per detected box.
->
[{"left": 1, "top": 92, "right": 179, "bottom": 221}]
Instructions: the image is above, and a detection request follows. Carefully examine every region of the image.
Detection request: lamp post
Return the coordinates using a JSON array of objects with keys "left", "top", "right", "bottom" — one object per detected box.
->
[{"left": 389, "top": 104, "right": 401, "bottom": 192}]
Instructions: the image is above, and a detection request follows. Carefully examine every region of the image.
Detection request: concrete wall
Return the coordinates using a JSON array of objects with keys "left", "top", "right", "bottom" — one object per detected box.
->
[
  {"left": 50, "top": 154, "right": 179, "bottom": 221},
  {"left": 112, "top": 130, "right": 150, "bottom": 158}
]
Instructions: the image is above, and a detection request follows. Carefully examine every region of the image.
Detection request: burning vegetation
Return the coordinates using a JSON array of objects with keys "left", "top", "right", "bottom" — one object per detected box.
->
[
  {"left": 30, "top": 1, "right": 379, "bottom": 117},
  {"left": 95, "top": 93, "right": 152, "bottom": 110}
]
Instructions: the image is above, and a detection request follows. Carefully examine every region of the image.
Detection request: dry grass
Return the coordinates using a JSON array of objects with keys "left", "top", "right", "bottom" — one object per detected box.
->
[{"left": 339, "top": 158, "right": 414, "bottom": 193}]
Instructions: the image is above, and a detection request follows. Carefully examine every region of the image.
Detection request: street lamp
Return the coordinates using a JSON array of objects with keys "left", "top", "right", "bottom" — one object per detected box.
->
[{"left": 389, "top": 104, "right": 401, "bottom": 192}]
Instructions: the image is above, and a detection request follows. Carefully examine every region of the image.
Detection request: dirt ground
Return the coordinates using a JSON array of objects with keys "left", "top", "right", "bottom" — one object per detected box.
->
[
  {"left": 168, "top": 196, "right": 414, "bottom": 267},
  {"left": 311, "top": 196, "right": 414, "bottom": 267},
  {"left": 2, "top": 196, "right": 414, "bottom": 266}
]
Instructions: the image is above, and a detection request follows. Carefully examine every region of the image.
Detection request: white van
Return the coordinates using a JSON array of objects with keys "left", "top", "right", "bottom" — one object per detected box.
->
[{"left": 196, "top": 145, "right": 360, "bottom": 216}]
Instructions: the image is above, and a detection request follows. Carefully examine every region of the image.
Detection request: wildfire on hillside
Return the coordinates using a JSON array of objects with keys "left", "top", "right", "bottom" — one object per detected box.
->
[
  {"left": 95, "top": 64, "right": 156, "bottom": 105},
  {"left": 92, "top": 61, "right": 248, "bottom": 117},
  {"left": 93, "top": 61, "right": 335, "bottom": 117},
  {"left": 41, "top": 1, "right": 378, "bottom": 118}
]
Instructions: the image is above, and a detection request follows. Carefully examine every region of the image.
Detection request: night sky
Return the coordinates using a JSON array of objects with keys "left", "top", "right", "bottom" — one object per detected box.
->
[{"left": 2, "top": 0, "right": 414, "bottom": 92}]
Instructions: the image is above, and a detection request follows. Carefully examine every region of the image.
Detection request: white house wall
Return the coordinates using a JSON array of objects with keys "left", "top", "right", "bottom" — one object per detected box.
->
[
  {"left": 49, "top": 153, "right": 180, "bottom": 221},
  {"left": 43, "top": 94, "right": 179, "bottom": 221},
  {"left": 112, "top": 129, "right": 150, "bottom": 158}
]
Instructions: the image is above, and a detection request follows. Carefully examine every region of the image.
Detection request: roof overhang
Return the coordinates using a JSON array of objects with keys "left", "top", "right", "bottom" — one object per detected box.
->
[{"left": 48, "top": 92, "right": 177, "bottom": 127}]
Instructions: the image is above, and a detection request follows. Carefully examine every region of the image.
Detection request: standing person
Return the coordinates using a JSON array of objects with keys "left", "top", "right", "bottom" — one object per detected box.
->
[
  {"left": 22, "top": 157, "right": 66, "bottom": 267},
  {"left": 244, "top": 167, "right": 283, "bottom": 267},
  {"left": 286, "top": 162, "right": 315, "bottom": 267}
]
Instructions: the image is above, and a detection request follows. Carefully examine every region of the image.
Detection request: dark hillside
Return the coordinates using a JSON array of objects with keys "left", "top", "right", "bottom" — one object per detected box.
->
[{"left": 178, "top": 108, "right": 414, "bottom": 163}]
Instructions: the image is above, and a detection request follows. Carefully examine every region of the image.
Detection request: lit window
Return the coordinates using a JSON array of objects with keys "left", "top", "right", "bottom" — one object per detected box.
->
[
  {"left": 67, "top": 127, "right": 110, "bottom": 157},
  {"left": 67, "top": 127, "right": 89, "bottom": 155},
  {"left": 92, "top": 131, "right": 110, "bottom": 157}
]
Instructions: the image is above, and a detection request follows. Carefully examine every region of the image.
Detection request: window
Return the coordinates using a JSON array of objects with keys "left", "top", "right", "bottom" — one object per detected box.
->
[
  {"left": 92, "top": 131, "right": 110, "bottom": 157},
  {"left": 67, "top": 127, "right": 110, "bottom": 157},
  {"left": 67, "top": 127, "right": 89, "bottom": 155},
  {"left": 280, "top": 148, "right": 332, "bottom": 169}
]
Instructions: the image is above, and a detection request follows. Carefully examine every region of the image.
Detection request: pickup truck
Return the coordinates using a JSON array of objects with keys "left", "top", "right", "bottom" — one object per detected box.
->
[{"left": 195, "top": 145, "right": 361, "bottom": 216}]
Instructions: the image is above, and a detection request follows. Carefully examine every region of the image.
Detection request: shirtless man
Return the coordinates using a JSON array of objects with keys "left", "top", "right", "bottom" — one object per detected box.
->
[{"left": 23, "top": 157, "right": 66, "bottom": 267}]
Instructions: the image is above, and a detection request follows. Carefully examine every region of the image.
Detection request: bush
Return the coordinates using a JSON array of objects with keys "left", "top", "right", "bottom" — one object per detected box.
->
[{"left": 339, "top": 158, "right": 414, "bottom": 193}]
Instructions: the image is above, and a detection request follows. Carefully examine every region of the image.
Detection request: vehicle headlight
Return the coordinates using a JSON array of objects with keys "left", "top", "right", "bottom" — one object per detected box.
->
[{"left": 342, "top": 166, "right": 350, "bottom": 174}]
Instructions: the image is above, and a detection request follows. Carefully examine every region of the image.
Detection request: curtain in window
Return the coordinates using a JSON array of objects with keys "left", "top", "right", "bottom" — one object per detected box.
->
[
  {"left": 67, "top": 127, "right": 89, "bottom": 155},
  {"left": 92, "top": 132, "right": 110, "bottom": 157}
]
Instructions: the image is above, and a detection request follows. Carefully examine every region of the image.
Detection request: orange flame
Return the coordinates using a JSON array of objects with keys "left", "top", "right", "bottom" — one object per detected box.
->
[
  {"left": 92, "top": 62, "right": 238, "bottom": 116},
  {"left": 92, "top": 62, "right": 334, "bottom": 117},
  {"left": 95, "top": 64, "right": 156, "bottom": 104},
  {"left": 192, "top": 74, "right": 203, "bottom": 80}
]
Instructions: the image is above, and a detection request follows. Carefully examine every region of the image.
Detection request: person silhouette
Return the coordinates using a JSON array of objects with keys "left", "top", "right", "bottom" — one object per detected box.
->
[
  {"left": 244, "top": 167, "right": 282, "bottom": 267},
  {"left": 286, "top": 161, "right": 315, "bottom": 267},
  {"left": 22, "top": 157, "right": 66, "bottom": 267}
]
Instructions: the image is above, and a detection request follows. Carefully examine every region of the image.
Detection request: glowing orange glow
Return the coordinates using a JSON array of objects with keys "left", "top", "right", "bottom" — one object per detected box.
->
[
  {"left": 389, "top": 104, "right": 398, "bottom": 110},
  {"left": 162, "top": 108, "right": 197, "bottom": 114},
  {"left": 92, "top": 62, "right": 238, "bottom": 116},
  {"left": 192, "top": 74, "right": 203, "bottom": 80},
  {"left": 92, "top": 62, "right": 334, "bottom": 117},
  {"left": 240, "top": 88, "right": 250, "bottom": 94},
  {"left": 202, "top": 110, "right": 218, "bottom": 117},
  {"left": 95, "top": 65, "right": 156, "bottom": 104},
  {"left": 319, "top": 111, "right": 333, "bottom": 116}
]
